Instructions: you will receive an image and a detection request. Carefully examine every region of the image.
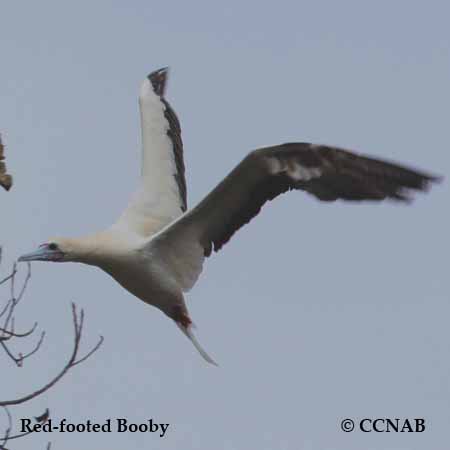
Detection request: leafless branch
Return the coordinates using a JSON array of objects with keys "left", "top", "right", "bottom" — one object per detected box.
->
[
  {"left": 0, "top": 303, "right": 103, "bottom": 448},
  {"left": 0, "top": 303, "right": 104, "bottom": 407},
  {"left": 0, "top": 260, "right": 43, "bottom": 367},
  {"left": 0, "top": 407, "right": 49, "bottom": 447},
  {"left": 0, "top": 249, "right": 103, "bottom": 449},
  {"left": 0, "top": 406, "right": 12, "bottom": 449}
]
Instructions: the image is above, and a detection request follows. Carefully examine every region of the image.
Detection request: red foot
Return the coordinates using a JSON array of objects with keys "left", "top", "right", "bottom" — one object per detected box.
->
[{"left": 172, "top": 306, "right": 191, "bottom": 328}]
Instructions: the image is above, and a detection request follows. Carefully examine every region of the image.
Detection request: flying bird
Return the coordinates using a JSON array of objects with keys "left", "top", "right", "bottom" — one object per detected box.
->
[{"left": 19, "top": 68, "right": 440, "bottom": 365}]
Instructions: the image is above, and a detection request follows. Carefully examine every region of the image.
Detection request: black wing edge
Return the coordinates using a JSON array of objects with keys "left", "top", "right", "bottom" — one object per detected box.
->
[{"left": 147, "top": 67, "right": 187, "bottom": 211}]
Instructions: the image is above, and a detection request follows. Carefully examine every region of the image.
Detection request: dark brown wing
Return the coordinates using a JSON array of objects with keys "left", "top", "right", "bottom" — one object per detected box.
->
[{"left": 175, "top": 142, "right": 440, "bottom": 256}]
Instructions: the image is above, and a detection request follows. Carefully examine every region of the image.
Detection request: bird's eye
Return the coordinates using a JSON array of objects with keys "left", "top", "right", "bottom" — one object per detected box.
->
[{"left": 48, "top": 243, "right": 58, "bottom": 251}]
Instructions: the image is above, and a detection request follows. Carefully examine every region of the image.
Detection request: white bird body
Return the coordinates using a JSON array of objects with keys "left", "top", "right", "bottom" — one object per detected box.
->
[
  {"left": 19, "top": 68, "right": 440, "bottom": 365},
  {"left": 100, "top": 234, "right": 183, "bottom": 319},
  {"left": 58, "top": 228, "right": 187, "bottom": 316}
]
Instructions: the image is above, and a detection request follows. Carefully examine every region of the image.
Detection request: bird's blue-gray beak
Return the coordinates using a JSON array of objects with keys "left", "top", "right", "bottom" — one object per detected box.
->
[{"left": 18, "top": 244, "right": 64, "bottom": 262}]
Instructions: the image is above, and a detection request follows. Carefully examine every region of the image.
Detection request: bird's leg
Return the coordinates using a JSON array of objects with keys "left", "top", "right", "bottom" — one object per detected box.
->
[{"left": 171, "top": 305, "right": 192, "bottom": 328}]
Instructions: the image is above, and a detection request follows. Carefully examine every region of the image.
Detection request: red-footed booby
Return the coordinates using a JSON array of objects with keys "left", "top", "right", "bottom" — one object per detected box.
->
[{"left": 19, "top": 68, "right": 440, "bottom": 365}]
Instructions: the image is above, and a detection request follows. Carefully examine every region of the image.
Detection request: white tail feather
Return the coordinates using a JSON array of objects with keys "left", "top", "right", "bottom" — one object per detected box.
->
[{"left": 176, "top": 322, "right": 218, "bottom": 366}]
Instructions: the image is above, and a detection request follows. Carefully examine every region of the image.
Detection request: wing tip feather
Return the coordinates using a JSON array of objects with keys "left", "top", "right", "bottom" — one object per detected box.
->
[{"left": 147, "top": 67, "right": 170, "bottom": 97}]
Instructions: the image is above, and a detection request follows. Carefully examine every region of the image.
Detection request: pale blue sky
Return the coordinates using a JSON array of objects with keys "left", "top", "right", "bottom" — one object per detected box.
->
[{"left": 1, "top": 1, "right": 449, "bottom": 449}]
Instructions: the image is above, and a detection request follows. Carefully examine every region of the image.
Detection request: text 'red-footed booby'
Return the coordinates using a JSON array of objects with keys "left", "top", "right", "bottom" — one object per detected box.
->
[{"left": 19, "top": 67, "right": 441, "bottom": 365}]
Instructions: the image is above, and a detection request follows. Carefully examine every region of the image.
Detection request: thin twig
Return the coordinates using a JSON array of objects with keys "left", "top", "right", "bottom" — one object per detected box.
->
[
  {"left": 0, "top": 303, "right": 103, "bottom": 406},
  {"left": 0, "top": 322, "right": 37, "bottom": 339},
  {"left": 0, "top": 407, "right": 49, "bottom": 443},
  {"left": 0, "top": 406, "right": 12, "bottom": 449},
  {"left": 0, "top": 263, "right": 44, "bottom": 366},
  {"left": 17, "top": 331, "right": 46, "bottom": 362},
  {"left": 0, "top": 252, "right": 102, "bottom": 449}
]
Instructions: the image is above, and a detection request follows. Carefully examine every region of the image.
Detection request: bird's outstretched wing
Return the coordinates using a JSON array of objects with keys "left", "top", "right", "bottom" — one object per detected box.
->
[
  {"left": 148, "top": 143, "right": 440, "bottom": 291},
  {"left": 116, "top": 68, "right": 187, "bottom": 237}
]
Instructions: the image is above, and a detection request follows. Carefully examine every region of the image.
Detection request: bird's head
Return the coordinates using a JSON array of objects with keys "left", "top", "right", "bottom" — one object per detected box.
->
[{"left": 18, "top": 238, "right": 75, "bottom": 263}]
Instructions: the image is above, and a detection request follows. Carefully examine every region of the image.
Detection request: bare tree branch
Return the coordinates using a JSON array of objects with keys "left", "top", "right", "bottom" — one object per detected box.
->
[
  {"left": 0, "top": 303, "right": 103, "bottom": 449},
  {"left": 0, "top": 303, "right": 104, "bottom": 406},
  {"left": 0, "top": 249, "right": 104, "bottom": 449},
  {"left": 0, "top": 260, "right": 43, "bottom": 367},
  {"left": 0, "top": 407, "right": 49, "bottom": 445},
  {"left": 1, "top": 129, "right": 101, "bottom": 448},
  {"left": 0, "top": 406, "right": 12, "bottom": 449}
]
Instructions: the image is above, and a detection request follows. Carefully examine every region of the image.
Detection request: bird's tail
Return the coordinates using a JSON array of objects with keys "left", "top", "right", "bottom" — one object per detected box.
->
[{"left": 176, "top": 322, "right": 218, "bottom": 366}]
